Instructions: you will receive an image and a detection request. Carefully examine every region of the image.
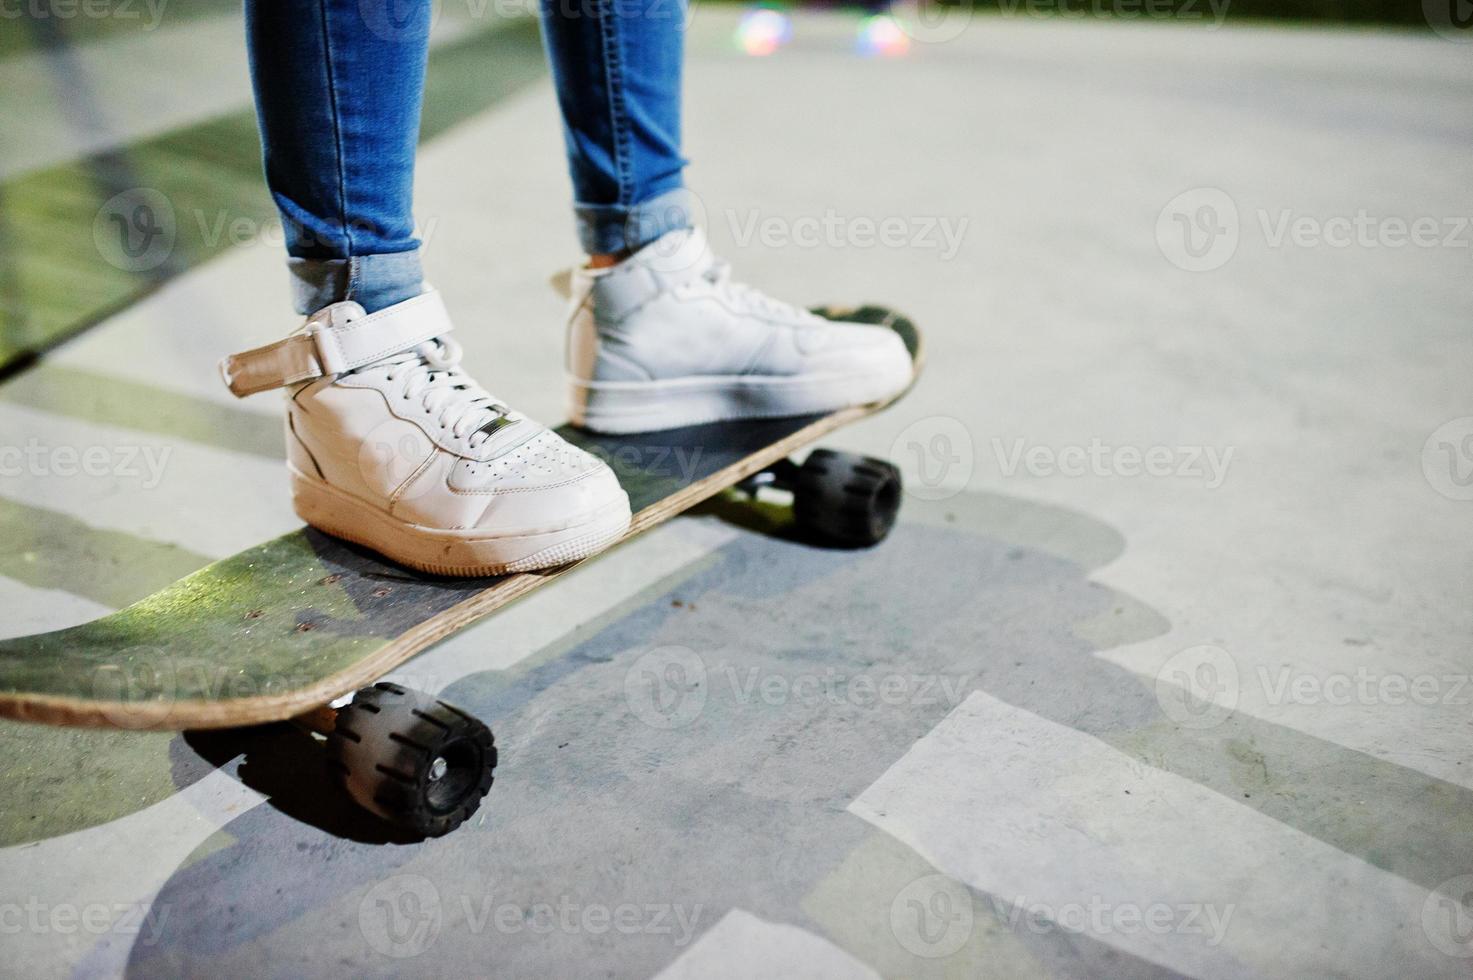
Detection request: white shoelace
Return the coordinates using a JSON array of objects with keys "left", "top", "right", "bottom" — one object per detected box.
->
[
  {"left": 701, "top": 257, "right": 817, "bottom": 323},
  {"left": 369, "top": 336, "right": 513, "bottom": 449}
]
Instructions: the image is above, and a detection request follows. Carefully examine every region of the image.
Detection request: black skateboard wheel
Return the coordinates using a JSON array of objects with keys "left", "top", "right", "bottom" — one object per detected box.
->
[
  {"left": 326, "top": 682, "right": 496, "bottom": 837},
  {"left": 793, "top": 449, "right": 902, "bottom": 547}
]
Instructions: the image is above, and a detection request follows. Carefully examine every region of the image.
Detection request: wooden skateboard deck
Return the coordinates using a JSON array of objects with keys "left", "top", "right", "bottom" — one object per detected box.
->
[{"left": 0, "top": 308, "right": 922, "bottom": 733}]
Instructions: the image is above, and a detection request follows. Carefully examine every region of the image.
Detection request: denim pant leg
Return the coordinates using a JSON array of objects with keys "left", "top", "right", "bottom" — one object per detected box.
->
[
  {"left": 540, "top": 0, "right": 695, "bottom": 255},
  {"left": 244, "top": 0, "right": 429, "bottom": 314}
]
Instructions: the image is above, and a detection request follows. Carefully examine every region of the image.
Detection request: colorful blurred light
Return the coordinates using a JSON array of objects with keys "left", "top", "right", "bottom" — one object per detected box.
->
[
  {"left": 735, "top": 7, "right": 792, "bottom": 57},
  {"left": 856, "top": 13, "right": 911, "bottom": 58}
]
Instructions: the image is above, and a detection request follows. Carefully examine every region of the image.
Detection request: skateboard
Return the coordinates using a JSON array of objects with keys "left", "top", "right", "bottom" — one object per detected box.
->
[{"left": 0, "top": 307, "right": 921, "bottom": 837}]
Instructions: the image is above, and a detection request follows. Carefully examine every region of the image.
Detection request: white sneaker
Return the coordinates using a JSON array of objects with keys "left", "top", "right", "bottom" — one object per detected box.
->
[
  {"left": 221, "top": 290, "right": 630, "bottom": 576},
  {"left": 564, "top": 228, "right": 913, "bottom": 434}
]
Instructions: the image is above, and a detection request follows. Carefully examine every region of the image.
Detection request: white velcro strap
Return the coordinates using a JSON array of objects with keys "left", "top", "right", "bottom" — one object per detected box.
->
[{"left": 219, "top": 290, "right": 452, "bottom": 397}]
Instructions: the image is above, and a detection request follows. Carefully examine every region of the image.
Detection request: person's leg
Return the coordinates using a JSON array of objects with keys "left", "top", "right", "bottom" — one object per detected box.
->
[
  {"left": 539, "top": 0, "right": 694, "bottom": 260},
  {"left": 543, "top": 0, "right": 913, "bottom": 433},
  {"left": 245, "top": 0, "right": 429, "bottom": 313},
  {"left": 224, "top": 1, "right": 631, "bottom": 576}
]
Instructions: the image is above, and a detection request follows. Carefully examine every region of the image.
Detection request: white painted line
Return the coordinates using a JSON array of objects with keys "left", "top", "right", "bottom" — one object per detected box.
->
[
  {"left": 0, "top": 767, "right": 265, "bottom": 978},
  {"left": 0, "top": 576, "right": 113, "bottom": 638},
  {"left": 0, "top": 401, "right": 297, "bottom": 558},
  {"left": 652, "top": 909, "right": 879, "bottom": 980},
  {"left": 851, "top": 692, "right": 1462, "bottom": 978}
]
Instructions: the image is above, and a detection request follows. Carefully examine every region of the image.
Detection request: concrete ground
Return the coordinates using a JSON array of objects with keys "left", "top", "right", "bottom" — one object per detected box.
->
[{"left": 1, "top": 5, "right": 1470, "bottom": 978}]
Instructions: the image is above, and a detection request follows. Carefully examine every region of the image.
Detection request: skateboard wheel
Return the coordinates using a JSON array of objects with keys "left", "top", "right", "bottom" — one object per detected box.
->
[
  {"left": 793, "top": 449, "right": 902, "bottom": 547},
  {"left": 326, "top": 682, "right": 496, "bottom": 837}
]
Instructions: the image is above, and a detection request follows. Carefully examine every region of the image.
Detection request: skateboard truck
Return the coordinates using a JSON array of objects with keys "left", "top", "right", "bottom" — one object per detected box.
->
[{"left": 737, "top": 449, "right": 902, "bottom": 548}]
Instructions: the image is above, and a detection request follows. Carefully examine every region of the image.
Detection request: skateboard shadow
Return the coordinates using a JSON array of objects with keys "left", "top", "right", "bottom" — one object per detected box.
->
[
  {"left": 181, "top": 727, "right": 423, "bottom": 846},
  {"left": 102, "top": 488, "right": 1473, "bottom": 978}
]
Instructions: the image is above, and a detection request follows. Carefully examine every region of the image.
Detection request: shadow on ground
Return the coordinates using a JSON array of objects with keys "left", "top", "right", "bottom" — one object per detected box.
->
[{"left": 60, "top": 489, "right": 1467, "bottom": 976}]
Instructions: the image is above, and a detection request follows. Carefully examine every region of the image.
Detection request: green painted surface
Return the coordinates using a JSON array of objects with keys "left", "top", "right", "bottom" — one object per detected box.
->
[
  {"left": 0, "top": 721, "right": 180, "bottom": 846},
  {"left": 0, "top": 18, "right": 548, "bottom": 372},
  {"left": 0, "top": 363, "right": 285, "bottom": 459},
  {"left": 0, "top": 497, "right": 213, "bottom": 608},
  {"left": 0, "top": 1, "right": 239, "bottom": 60}
]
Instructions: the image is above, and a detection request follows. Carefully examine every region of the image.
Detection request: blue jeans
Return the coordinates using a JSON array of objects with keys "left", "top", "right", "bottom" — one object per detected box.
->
[{"left": 244, "top": 0, "right": 693, "bottom": 314}]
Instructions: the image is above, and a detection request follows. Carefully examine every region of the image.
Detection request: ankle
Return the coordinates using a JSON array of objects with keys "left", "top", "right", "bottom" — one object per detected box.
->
[{"left": 586, "top": 250, "right": 631, "bottom": 270}]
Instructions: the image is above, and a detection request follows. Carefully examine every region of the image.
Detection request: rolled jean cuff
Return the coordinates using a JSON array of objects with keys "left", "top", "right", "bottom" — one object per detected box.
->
[
  {"left": 289, "top": 251, "right": 424, "bottom": 315},
  {"left": 576, "top": 188, "right": 696, "bottom": 256}
]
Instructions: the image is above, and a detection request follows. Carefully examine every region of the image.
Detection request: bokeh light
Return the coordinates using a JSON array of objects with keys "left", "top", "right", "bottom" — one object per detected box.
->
[
  {"left": 856, "top": 13, "right": 911, "bottom": 58},
  {"left": 735, "top": 6, "right": 793, "bottom": 57}
]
